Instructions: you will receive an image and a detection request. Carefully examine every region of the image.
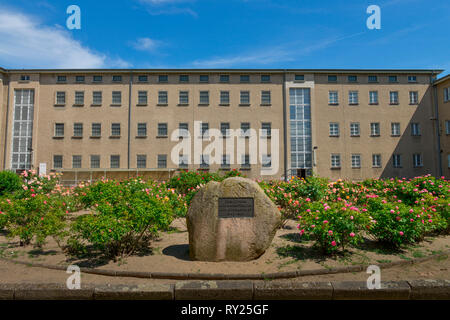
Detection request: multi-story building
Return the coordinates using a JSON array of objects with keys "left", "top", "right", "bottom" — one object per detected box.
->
[
  {"left": 434, "top": 74, "right": 450, "bottom": 178},
  {"left": 0, "top": 68, "right": 447, "bottom": 183}
]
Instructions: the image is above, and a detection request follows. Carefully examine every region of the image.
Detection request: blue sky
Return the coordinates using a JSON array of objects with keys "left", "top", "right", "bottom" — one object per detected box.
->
[{"left": 0, "top": 0, "right": 448, "bottom": 76}]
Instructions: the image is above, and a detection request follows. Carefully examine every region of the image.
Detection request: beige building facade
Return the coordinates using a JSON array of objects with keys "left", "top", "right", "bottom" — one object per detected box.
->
[
  {"left": 434, "top": 74, "right": 450, "bottom": 178},
  {"left": 0, "top": 68, "right": 446, "bottom": 183}
]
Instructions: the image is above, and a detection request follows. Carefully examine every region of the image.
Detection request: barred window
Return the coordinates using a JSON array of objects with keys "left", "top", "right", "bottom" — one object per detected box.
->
[
  {"left": 139, "top": 75, "right": 148, "bottom": 82},
  {"left": 90, "top": 155, "right": 100, "bottom": 168},
  {"left": 53, "top": 155, "right": 63, "bottom": 169},
  {"left": 240, "top": 91, "right": 250, "bottom": 104},
  {"left": 328, "top": 91, "right": 338, "bottom": 105},
  {"left": 179, "top": 91, "right": 189, "bottom": 104},
  {"left": 92, "top": 123, "right": 101, "bottom": 137},
  {"left": 240, "top": 75, "right": 250, "bottom": 83},
  {"left": 372, "top": 154, "right": 381, "bottom": 168},
  {"left": 56, "top": 91, "right": 66, "bottom": 105},
  {"left": 179, "top": 75, "right": 189, "bottom": 82},
  {"left": 261, "top": 91, "right": 271, "bottom": 105},
  {"left": 158, "top": 75, "right": 168, "bottom": 83},
  {"left": 158, "top": 154, "right": 167, "bottom": 168},
  {"left": 55, "top": 123, "right": 64, "bottom": 137},
  {"left": 93, "top": 91, "right": 102, "bottom": 105},
  {"left": 93, "top": 75, "right": 102, "bottom": 82},
  {"left": 348, "top": 75, "right": 357, "bottom": 82},
  {"left": 158, "top": 91, "right": 168, "bottom": 104},
  {"left": 138, "top": 91, "right": 147, "bottom": 105},
  {"left": 411, "top": 123, "right": 421, "bottom": 136},
  {"left": 331, "top": 154, "right": 341, "bottom": 168},
  {"left": 220, "top": 91, "right": 229, "bottom": 104},
  {"left": 350, "top": 123, "right": 360, "bottom": 136},
  {"left": 111, "top": 123, "right": 121, "bottom": 136},
  {"left": 220, "top": 75, "right": 229, "bottom": 83},
  {"left": 158, "top": 123, "right": 168, "bottom": 137},
  {"left": 369, "top": 91, "right": 378, "bottom": 104},
  {"left": 370, "top": 123, "right": 380, "bottom": 136},
  {"left": 199, "top": 91, "right": 209, "bottom": 105},
  {"left": 75, "top": 91, "right": 84, "bottom": 105},
  {"left": 220, "top": 122, "right": 230, "bottom": 136},
  {"left": 75, "top": 76, "right": 85, "bottom": 83},
  {"left": 413, "top": 154, "right": 423, "bottom": 167},
  {"left": 262, "top": 122, "right": 271, "bottom": 137},
  {"left": 110, "top": 155, "right": 120, "bottom": 168},
  {"left": 137, "top": 155, "right": 147, "bottom": 168},
  {"left": 112, "top": 91, "right": 121, "bottom": 105},
  {"left": 112, "top": 75, "right": 122, "bottom": 82},
  {"left": 368, "top": 75, "right": 378, "bottom": 83},
  {"left": 199, "top": 75, "right": 209, "bottom": 82},
  {"left": 351, "top": 154, "right": 361, "bottom": 168},
  {"left": 391, "top": 123, "right": 400, "bottom": 136},
  {"left": 72, "top": 155, "right": 82, "bottom": 168},
  {"left": 73, "top": 123, "right": 83, "bottom": 137},
  {"left": 390, "top": 91, "right": 399, "bottom": 104},
  {"left": 348, "top": 91, "right": 358, "bottom": 104},
  {"left": 393, "top": 154, "right": 402, "bottom": 168},
  {"left": 409, "top": 91, "right": 419, "bottom": 104},
  {"left": 137, "top": 123, "right": 147, "bottom": 137},
  {"left": 329, "top": 123, "right": 339, "bottom": 136}
]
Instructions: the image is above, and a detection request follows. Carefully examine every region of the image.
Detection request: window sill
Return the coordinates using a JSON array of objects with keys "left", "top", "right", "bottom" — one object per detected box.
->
[
  {"left": 136, "top": 104, "right": 148, "bottom": 107},
  {"left": 370, "top": 135, "right": 380, "bottom": 137},
  {"left": 54, "top": 104, "right": 66, "bottom": 107},
  {"left": 329, "top": 135, "right": 340, "bottom": 138},
  {"left": 177, "top": 104, "right": 189, "bottom": 107},
  {"left": 135, "top": 136, "right": 147, "bottom": 139},
  {"left": 52, "top": 136, "right": 64, "bottom": 139},
  {"left": 157, "top": 104, "right": 168, "bottom": 107},
  {"left": 328, "top": 103, "right": 339, "bottom": 106},
  {"left": 389, "top": 103, "right": 399, "bottom": 105},
  {"left": 260, "top": 104, "right": 272, "bottom": 107},
  {"left": 73, "top": 104, "right": 84, "bottom": 107},
  {"left": 71, "top": 136, "right": 83, "bottom": 139},
  {"left": 198, "top": 104, "right": 210, "bottom": 107},
  {"left": 90, "top": 136, "right": 101, "bottom": 139},
  {"left": 109, "top": 136, "right": 121, "bottom": 139},
  {"left": 110, "top": 104, "right": 122, "bottom": 107},
  {"left": 348, "top": 103, "right": 359, "bottom": 106},
  {"left": 369, "top": 103, "right": 379, "bottom": 105},
  {"left": 239, "top": 104, "right": 251, "bottom": 107},
  {"left": 91, "top": 104, "right": 102, "bottom": 107},
  {"left": 350, "top": 135, "right": 360, "bottom": 137},
  {"left": 219, "top": 104, "right": 230, "bottom": 107},
  {"left": 331, "top": 167, "right": 341, "bottom": 170},
  {"left": 391, "top": 134, "right": 400, "bottom": 137},
  {"left": 156, "top": 135, "right": 168, "bottom": 138}
]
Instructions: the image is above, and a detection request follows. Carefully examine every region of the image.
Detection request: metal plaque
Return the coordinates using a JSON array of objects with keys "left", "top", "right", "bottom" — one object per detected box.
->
[{"left": 218, "top": 197, "right": 254, "bottom": 218}]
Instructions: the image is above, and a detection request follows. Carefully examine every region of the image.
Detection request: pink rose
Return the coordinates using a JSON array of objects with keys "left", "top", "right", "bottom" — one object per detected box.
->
[
  {"left": 331, "top": 241, "right": 337, "bottom": 246},
  {"left": 349, "top": 232, "right": 355, "bottom": 237}
]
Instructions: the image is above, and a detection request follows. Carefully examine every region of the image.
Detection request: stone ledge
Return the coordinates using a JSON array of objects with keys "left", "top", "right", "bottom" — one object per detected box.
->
[
  {"left": 94, "top": 284, "right": 174, "bottom": 300},
  {"left": 254, "top": 281, "right": 333, "bottom": 300},
  {"left": 174, "top": 281, "right": 253, "bottom": 300},
  {"left": 13, "top": 283, "right": 94, "bottom": 300},
  {"left": 332, "top": 281, "right": 411, "bottom": 300},
  {"left": 408, "top": 279, "right": 450, "bottom": 300}
]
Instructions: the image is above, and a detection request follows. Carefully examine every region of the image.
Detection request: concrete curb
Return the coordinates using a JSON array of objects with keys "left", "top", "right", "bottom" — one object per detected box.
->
[
  {"left": 0, "top": 280, "right": 448, "bottom": 300},
  {"left": 1, "top": 249, "right": 448, "bottom": 281}
]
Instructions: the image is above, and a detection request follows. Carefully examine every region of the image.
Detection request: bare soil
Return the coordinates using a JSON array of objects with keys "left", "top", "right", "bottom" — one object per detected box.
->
[{"left": 0, "top": 216, "right": 448, "bottom": 285}]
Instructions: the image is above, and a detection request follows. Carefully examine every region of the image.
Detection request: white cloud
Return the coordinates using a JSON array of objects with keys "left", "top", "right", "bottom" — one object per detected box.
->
[
  {"left": 0, "top": 9, "right": 130, "bottom": 69},
  {"left": 137, "top": 0, "right": 198, "bottom": 17},
  {"left": 130, "top": 37, "right": 162, "bottom": 52}
]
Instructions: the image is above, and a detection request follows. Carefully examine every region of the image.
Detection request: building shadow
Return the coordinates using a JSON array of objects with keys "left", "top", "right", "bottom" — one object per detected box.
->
[{"left": 162, "top": 244, "right": 191, "bottom": 261}]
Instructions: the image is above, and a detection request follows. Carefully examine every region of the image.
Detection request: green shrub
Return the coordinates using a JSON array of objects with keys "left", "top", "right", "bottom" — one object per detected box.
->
[{"left": 0, "top": 171, "right": 22, "bottom": 196}]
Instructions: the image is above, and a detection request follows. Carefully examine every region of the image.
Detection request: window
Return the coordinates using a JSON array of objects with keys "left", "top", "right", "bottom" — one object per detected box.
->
[
  {"left": 220, "top": 91, "right": 229, "bottom": 105},
  {"left": 138, "top": 91, "right": 147, "bottom": 105},
  {"left": 220, "top": 74, "right": 229, "bottom": 83},
  {"left": 372, "top": 154, "right": 381, "bottom": 168},
  {"left": 445, "top": 121, "right": 450, "bottom": 134},
  {"left": 201, "top": 123, "right": 209, "bottom": 138},
  {"left": 179, "top": 75, "right": 189, "bottom": 83},
  {"left": 413, "top": 154, "right": 423, "bottom": 167},
  {"left": 240, "top": 75, "right": 250, "bottom": 83},
  {"left": 54, "top": 123, "right": 64, "bottom": 137},
  {"left": 240, "top": 122, "right": 250, "bottom": 137},
  {"left": 112, "top": 91, "right": 121, "bottom": 105},
  {"left": 179, "top": 154, "right": 188, "bottom": 168},
  {"left": 112, "top": 75, "right": 122, "bottom": 82},
  {"left": 200, "top": 154, "right": 210, "bottom": 168},
  {"left": 408, "top": 75, "right": 417, "bottom": 83},
  {"left": 199, "top": 75, "right": 209, "bottom": 83},
  {"left": 390, "top": 91, "right": 399, "bottom": 104},
  {"left": 351, "top": 154, "right": 361, "bottom": 168},
  {"left": 220, "top": 122, "right": 230, "bottom": 137},
  {"left": 389, "top": 75, "right": 398, "bottom": 83},
  {"left": 93, "top": 75, "right": 102, "bottom": 82},
  {"left": 221, "top": 154, "right": 230, "bottom": 168},
  {"left": 110, "top": 155, "right": 120, "bottom": 168},
  {"left": 393, "top": 154, "right": 402, "bottom": 168},
  {"left": 92, "top": 123, "right": 101, "bottom": 137},
  {"left": 370, "top": 123, "right": 380, "bottom": 136},
  {"left": 72, "top": 155, "right": 82, "bottom": 168},
  {"left": 391, "top": 122, "right": 400, "bottom": 136},
  {"left": 73, "top": 123, "right": 83, "bottom": 137},
  {"left": 158, "top": 123, "right": 168, "bottom": 137},
  {"left": 179, "top": 91, "right": 189, "bottom": 105},
  {"left": 57, "top": 75, "right": 66, "bottom": 83},
  {"left": 409, "top": 91, "right": 419, "bottom": 104},
  {"left": 158, "top": 91, "right": 168, "bottom": 104},
  {"left": 295, "top": 74, "right": 304, "bottom": 81},
  {"left": 20, "top": 75, "right": 30, "bottom": 81},
  {"left": 262, "top": 154, "right": 272, "bottom": 168},
  {"left": 331, "top": 154, "right": 341, "bottom": 168},
  {"left": 75, "top": 76, "right": 85, "bottom": 83},
  {"left": 75, "top": 91, "right": 84, "bottom": 105},
  {"left": 261, "top": 91, "right": 271, "bottom": 105},
  {"left": 444, "top": 88, "right": 450, "bottom": 102},
  {"left": 350, "top": 122, "right": 360, "bottom": 136},
  {"left": 90, "top": 155, "right": 100, "bottom": 168},
  {"left": 328, "top": 75, "right": 337, "bottom": 82},
  {"left": 157, "top": 155, "right": 167, "bottom": 168},
  {"left": 261, "top": 122, "right": 271, "bottom": 137},
  {"left": 329, "top": 122, "right": 339, "bottom": 136},
  {"left": 179, "top": 123, "right": 189, "bottom": 138},
  {"left": 261, "top": 75, "right": 270, "bottom": 83},
  {"left": 139, "top": 75, "right": 148, "bottom": 82},
  {"left": 369, "top": 91, "right": 378, "bottom": 104},
  {"left": 348, "top": 75, "right": 357, "bottom": 82},
  {"left": 137, "top": 155, "right": 147, "bottom": 168},
  {"left": 328, "top": 91, "right": 338, "bottom": 105},
  {"left": 158, "top": 75, "right": 167, "bottom": 83},
  {"left": 56, "top": 91, "right": 66, "bottom": 105},
  {"left": 368, "top": 75, "right": 378, "bottom": 83},
  {"left": 111, "top": 123, "right": 121, "bottom": 137},
  {"left": 241, "top": 154, "right": 250, "bottom": 168},
  {"left": 93, "top": 91, "right": 102, "bottom": 105},
  {"left": 53, "top": 155, "right": 63, "bottom": 169},
  {"left": 199, "top": 91, "right": 209, "bottom": 105},
  {"left": 348, "top": 91, "right": 358, "bottom": 104},
  {"left": 240, "top": 91, "right": 250, "bottom": 105},
  {"left": 137, "top": 123, "right": 147, "bottom": 137},
  {"left": 411, "top": 123, "right": 421, "bottom": 136}
]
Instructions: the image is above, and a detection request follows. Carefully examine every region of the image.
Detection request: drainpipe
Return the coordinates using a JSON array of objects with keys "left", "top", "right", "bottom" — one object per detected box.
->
[
  {"left": 282, "top": 70, "right": 288, "bottom": 181},
  {"left": 3, "top": 74, "right": 10, "bottom": 171},
  {"left": 432, "top": 74, "right": 443, "bottom": 177},
  {"left": 127, "top": 71, "right": 133, "bottom": 170}
]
